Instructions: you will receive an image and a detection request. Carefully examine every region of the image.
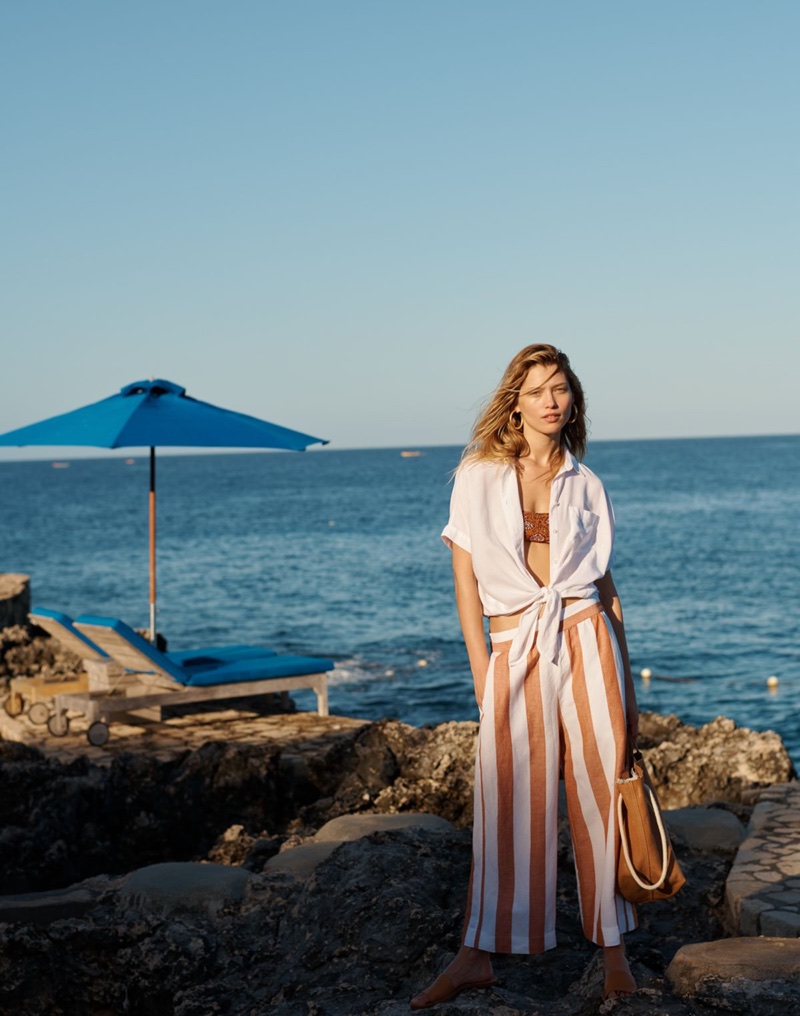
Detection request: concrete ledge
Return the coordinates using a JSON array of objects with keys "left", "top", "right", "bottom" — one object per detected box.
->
[
  {"left": 266, "top": 841, "right": 341, "bottom": 876},
  {"left": 314, "top": 811, "right": 454, "bottom": 842},
  {"left": 267, "top": 812, "right": 456, "bottom": 877},
  {"left": 120, "top": 862, "right": 253, "bottom": 917},
  {"left": 0, "top": 884, "right": 103, "bottom": 926},
  {"left": 665, "top": 806, "right": 746, "bottom": 855},
  {"left": 667, "top": 937, "right": 800, "bottom": 1008}
]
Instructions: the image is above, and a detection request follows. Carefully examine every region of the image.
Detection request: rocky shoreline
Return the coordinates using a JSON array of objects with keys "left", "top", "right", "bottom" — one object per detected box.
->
[
  {"left": 0, "top": 705, "right": 797, "bottom": 1015},
  {"left": 1, "top": 601, "right": 799, "bottom": 1015}
]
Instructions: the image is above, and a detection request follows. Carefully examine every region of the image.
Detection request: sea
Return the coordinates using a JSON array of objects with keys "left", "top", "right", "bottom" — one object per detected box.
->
[{"left": 1, "top": 435, "right": 798, "bottom": 763}]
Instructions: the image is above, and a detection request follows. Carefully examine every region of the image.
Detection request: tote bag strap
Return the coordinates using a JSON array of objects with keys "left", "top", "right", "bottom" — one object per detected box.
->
[{"left": 617, "top": 780, "right": 670, "bottom": 891}]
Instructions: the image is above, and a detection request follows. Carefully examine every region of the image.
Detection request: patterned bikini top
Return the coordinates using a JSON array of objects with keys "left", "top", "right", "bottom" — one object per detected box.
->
[{"left": 523, "top": 510, "right": 550, "bottom": 544}]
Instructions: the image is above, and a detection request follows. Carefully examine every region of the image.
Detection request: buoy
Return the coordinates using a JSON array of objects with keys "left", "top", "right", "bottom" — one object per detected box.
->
[
  {"left": 640, "top": 667, "right": 652, "bottom": 681},
  {"left": 385, "top": 669, "right": 394, "bottom": 677},
  {"left": 767, "top": 675, "right": 779, "bottom": 689},
  {"left": 417, "top": 659, "right": 428, "bottom": 668}
]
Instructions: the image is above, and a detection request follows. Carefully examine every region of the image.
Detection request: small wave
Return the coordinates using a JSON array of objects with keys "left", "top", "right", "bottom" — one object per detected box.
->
[{"left": 327, "top": 658, "right": 394, "bottom": 687}]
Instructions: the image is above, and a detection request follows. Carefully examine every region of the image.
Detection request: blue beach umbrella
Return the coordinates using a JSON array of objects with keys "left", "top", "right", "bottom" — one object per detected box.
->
[{"left": 0, "top": 379, "right": 328, "bottom": 640}]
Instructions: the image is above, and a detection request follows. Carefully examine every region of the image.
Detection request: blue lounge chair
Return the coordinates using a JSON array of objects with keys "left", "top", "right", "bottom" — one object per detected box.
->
[
  {"left": 46, "top": 614, "right": 333, "bottom": 745},
  {"left": 11, "top": 607, "right": 280, "bottom": 727},
  {"left": 4, "top": 608, "right": 106, "bottom": 724},
  {"left": 30, "top": 606, "right": 276, "bottom": 669}
]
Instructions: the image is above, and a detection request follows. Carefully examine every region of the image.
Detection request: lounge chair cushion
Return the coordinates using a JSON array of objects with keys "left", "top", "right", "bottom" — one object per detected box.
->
[
  {"left": 183, "top": 654, "right": 334, "bottom": 687},
  {"left": 168, "top": 645, "right": 277, "bottom": 669}
]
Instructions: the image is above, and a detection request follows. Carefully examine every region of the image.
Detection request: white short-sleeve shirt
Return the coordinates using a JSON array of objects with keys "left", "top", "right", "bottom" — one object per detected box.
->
[{"left": 442, "top": 452, "right": 616, "bottom": 665}]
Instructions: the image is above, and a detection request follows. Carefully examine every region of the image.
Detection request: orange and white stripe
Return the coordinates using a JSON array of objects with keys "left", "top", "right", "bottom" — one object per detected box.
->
[{"left": 463, "top": 598, "right": 637, "bottom": 954}]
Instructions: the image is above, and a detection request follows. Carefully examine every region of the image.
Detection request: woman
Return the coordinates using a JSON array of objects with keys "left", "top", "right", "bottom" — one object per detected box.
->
[{"left": 411, "top": 344, "right": 638, "bottom": 1009}]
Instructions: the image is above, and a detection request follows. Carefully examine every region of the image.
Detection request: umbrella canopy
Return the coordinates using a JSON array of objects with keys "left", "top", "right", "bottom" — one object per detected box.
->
[
  {"left": 0, "top": 379, "right": 323, "bottom": 450},
  {"left": 0, "top": 379, "right": 328, "bottom": 639}
]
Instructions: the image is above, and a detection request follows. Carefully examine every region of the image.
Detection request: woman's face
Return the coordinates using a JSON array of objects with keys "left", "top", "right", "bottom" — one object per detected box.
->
[{"left": 514, "top": 364, "right": 573, "bottom": 439}]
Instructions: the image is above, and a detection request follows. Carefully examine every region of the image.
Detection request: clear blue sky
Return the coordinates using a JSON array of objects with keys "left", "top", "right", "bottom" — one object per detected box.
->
[{"left": 2, "top": 0, "right": 798, "bottom": 459}]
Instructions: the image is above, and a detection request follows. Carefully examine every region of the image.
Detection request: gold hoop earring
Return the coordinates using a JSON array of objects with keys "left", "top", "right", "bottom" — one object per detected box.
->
[{"left": 510, "top": 412, "right": 524, "bottom": 432}]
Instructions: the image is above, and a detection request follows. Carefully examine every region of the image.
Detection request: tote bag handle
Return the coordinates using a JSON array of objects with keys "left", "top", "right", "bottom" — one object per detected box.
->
[{"left": 617, "top": 779, "right": 670, "bottom": 891}]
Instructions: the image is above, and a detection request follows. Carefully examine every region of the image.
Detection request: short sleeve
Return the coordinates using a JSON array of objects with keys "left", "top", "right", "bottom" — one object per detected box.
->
[
  {"left": 597, "top": 482, "right": 617, "bottom": 573},
  {"left": 441, "top": 467, "right": 471, "bottom": 553}
]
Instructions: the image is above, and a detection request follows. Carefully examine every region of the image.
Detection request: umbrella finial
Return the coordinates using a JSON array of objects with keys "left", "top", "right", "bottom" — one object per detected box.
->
[{"left": 120, "top": 380, "right": 187, "bottom": 398}]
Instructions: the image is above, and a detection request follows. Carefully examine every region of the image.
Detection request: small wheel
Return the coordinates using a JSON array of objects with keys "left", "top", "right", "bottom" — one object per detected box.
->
[
  {"left": 28, "top": 702, "right": 51, "bottom": 725},
  {"left": 87, "top": 721, "right": 110, "bottom": 747},
  {"left": 3, "top": 692, "right": 24, "bottom": 717},
  {"left": 47, "top": 712, "right": 70, "bottom": 737}
]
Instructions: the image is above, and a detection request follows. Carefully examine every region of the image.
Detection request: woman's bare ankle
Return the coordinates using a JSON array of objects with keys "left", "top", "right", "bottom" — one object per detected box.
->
[
  {"left": 449, "top": 945, "right": 493, "bottom": 978},
  {"left": 603, "top": 944, "right": 626, "bottom": 963},
  {"left": 602, "top": 941, "right": 635, "bottom": 1000}
]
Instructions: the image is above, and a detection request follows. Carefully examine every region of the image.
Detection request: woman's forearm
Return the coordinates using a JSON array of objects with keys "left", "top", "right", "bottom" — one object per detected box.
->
[
  {"left": 452, "top": 546, "right": 489, "bottom": 693},
  {"left": 595, "top": 572, "right": 639, "bottom": 734}
]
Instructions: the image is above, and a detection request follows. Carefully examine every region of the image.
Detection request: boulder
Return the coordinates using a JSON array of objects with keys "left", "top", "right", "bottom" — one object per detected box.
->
[
  {"left": 639, "top": 712, "right": 795, "bottom": 808},
  {"left": 298, "top": 719, "right": 478, "bottom": 828},
  {"left": 0, "top": 574, "right": 30, "bottom": 628}
]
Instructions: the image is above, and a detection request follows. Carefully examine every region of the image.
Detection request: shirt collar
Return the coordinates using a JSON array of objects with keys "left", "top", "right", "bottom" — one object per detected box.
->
[
  {"left": 500, "top": 449, "right": 579, "bottom": 480},
  {"left": 555, "top": 450, "right": 580, "bottom": 478}
]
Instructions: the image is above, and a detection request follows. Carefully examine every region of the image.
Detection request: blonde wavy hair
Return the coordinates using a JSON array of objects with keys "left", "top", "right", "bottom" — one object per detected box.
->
[{"left": 462, "top": 344, "right": 588, "bottom": 469}]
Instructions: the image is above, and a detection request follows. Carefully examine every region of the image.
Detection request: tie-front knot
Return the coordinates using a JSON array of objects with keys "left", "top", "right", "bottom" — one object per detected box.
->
[{"left": 507, "top": 586, "right": 563, "bottom": 670}]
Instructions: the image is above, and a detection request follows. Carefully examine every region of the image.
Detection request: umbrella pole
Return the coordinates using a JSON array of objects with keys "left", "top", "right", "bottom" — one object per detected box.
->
[{"left": 149, "top": 446, "right": 157, "bottom": 643}]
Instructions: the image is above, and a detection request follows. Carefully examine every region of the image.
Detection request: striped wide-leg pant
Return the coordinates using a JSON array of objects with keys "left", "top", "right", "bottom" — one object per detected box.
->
[{"left": 463, "top": 598, "right": 637, "bottom": 954}]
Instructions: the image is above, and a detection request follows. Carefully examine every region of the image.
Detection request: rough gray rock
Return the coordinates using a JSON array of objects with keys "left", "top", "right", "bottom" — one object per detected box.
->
[
  {"left": 639, "top": 712, "right": 795, "bottom": 808},
  {"left": 0, "top": 823, "right": 728, "bottom": 1016},
  {"left": 0, "top": 739, "right": 286, "bottom": 893},
  {"left": 294, "top": 718, "right": 479, "bottom": 829},
  {"left": 0, "top": 574, "right": 30, "bottom": 629},
  {"left": 0, "top": 622, "right": 83, "bottom": 682},
  {"left": 0, "top": 711, "right": 791, "bottom": 897},
  {"left": 0, "top": 703, "right": 795, "bottom": 1014}
]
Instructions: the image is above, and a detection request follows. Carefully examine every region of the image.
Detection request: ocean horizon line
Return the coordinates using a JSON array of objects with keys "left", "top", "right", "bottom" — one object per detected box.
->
[{"left": 0, "top": 429, "right": 798, "bottom": 465}]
